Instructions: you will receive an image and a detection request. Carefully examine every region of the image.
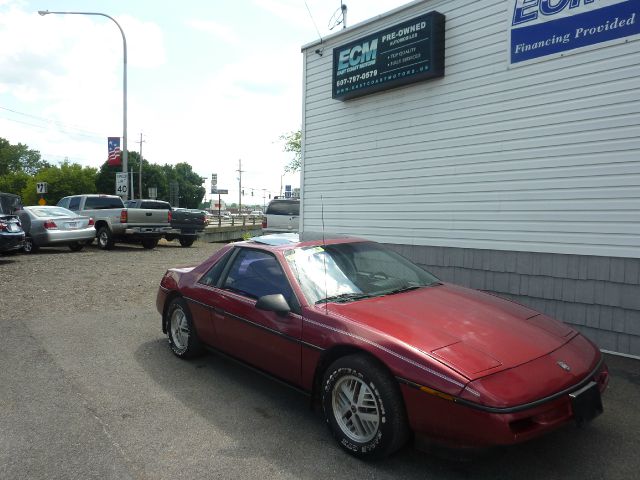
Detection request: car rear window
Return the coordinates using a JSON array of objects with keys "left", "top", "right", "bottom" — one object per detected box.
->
[
  {"left": 84, "top": 196, "right": 125, "bottom": 209},
  {"left": 29, "top": 207, "right": 75, "bottom": 218},
  {"left": 140, "top": 201, "right": 170, "bottom": 209},
  {"left": 266, "top": 200, "right": 299, "bottom": 216}
]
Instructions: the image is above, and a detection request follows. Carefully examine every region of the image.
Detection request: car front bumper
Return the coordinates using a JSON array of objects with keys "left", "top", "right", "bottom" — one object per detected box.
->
[{"left": 401, "top": 355, "right": 608, "bottom": 449}]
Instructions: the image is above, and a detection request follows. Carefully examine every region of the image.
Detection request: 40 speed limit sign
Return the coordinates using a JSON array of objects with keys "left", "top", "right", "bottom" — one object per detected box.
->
[{"left": 115, "top": 172, "right": 128, "bottom": 196}]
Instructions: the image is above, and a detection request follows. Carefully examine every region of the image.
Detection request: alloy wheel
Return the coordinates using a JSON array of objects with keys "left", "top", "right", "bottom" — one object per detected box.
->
[
  {"left": 332, "top": 374, "right": 381, "bottom": 443},
  {"left": 170, "top": 307, "right": 189, "bottom": 350}
]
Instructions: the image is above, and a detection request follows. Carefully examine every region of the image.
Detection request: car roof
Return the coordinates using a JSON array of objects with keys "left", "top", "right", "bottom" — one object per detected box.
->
[{"left": 242, "top": 232, "right": 365, "bottom": 250}]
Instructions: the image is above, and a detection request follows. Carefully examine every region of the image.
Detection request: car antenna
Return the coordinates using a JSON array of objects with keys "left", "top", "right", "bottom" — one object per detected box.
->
[{"left": 321, "top": 194, "right": 328, "bottom": 314}]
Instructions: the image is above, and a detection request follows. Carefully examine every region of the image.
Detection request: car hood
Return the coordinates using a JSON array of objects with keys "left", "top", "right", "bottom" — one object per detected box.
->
[{"left": 328, "top": 283, "right": 576, "bottom": 379}]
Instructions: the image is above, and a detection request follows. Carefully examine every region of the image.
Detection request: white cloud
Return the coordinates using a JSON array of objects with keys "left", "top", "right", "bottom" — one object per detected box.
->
[{"left": 185, "top": 19, "right": 240, "bottom": 45}]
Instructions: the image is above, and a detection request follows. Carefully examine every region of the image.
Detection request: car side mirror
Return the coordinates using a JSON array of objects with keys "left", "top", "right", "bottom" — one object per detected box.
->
[{"left": 256, "top": 294, "right": 291, "bottom": 315}]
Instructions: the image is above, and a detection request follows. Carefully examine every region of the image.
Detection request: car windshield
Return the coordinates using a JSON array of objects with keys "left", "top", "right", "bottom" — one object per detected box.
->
[{"left": 284, "top": 241, "right": 440, "bottom": 305}]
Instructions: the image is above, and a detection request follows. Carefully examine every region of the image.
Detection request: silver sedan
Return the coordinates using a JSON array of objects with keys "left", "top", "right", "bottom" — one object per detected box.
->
[{"left": 17, "top": 206, "right": 96, "bottom": 253}]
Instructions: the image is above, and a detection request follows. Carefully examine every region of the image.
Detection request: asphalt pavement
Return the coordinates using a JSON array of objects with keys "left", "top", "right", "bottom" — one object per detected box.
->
[{"left": 1, "top": 242, "right": 639, "bottom": 479}]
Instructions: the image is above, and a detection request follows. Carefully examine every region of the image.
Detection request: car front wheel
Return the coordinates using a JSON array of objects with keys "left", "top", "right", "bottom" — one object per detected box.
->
[
  {"left": 166, "top": 298, "right": 204, "bottom": 358},
  {"left": 322, "top": 354, "right": 409, "bottom": 459}
]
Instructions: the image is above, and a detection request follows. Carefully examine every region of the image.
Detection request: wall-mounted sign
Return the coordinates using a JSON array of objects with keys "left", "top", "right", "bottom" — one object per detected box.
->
[
  {"left": 332, "top": 11, "right": 445, "bottom": 101},
  {"left": 509, "top": 0, "right": 640, "bottom": 65}
]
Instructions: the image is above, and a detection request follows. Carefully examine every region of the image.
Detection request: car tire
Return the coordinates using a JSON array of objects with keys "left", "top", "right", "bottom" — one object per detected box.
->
[
  {"left": 141, "top": 238, "right": 159, "bottom": 249},
  {"left": 23, "top": 235, "right": 39, "bottom": 254},
  {"left": 179, "top": 237, "right": 195, "bottom": 248},
  {"left": 322, "top": 354, "right": 409, "bottom": 460},
  {"left": 165, "top": 234, "right": 176, "bottom": 242},
  {"left": 166, "top": 297, "right": 204, "bottom": 358},
  {"left": 97, "top": 227, "right": 115, "bottom": 250},
  {"left": 68, "top": 241, "right": 84, "bottom": 252}
]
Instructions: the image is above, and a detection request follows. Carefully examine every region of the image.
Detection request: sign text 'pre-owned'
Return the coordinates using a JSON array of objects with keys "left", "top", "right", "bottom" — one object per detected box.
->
[
  {"left": 509, "top": 0, "right": 640, "bottom": 64},
  {"left": 332, "top": 11, "right": 445, "bottom": 100}
]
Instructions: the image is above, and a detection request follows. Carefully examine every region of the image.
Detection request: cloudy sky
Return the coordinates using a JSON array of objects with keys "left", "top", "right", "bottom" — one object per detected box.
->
[{"left": 0, "top": 0, "right": 408, "bottom": 204}]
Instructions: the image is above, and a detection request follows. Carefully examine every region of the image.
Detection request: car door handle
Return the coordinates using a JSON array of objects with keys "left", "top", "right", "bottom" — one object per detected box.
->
[
  {"left": 212, "top": 306, "right": 224, "bottom": 315},
  {"left": 146, "top": 212, "right": 152, "bottom": 216}
]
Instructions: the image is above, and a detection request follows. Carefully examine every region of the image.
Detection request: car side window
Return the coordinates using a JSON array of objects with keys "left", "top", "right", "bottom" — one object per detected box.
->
[
  {"left": 58, "top": 197, "right": 70, "bottom": 209},
  {"left": 222, "top": 249, "right": 294, "bottom": 303},
  {"left": 199, "top": 249, "right": 234, "bottom": 287},
  {"left": 68, "top": 197, "right": 81, "bottom": 211}
]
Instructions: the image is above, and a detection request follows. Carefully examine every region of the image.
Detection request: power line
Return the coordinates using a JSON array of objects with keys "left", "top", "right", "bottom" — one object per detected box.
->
[
  {"left": 304, "top": 0, "right": 323, "bottom": 43},
  {"left": 0, "top": 105, "right": 105, "bottom": 137},
  {"left": 0, "top": 115, "right": 104, "bottom": 141}
]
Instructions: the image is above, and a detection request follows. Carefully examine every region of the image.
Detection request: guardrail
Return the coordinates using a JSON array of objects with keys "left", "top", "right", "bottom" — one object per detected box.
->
[{"left": 207, "top": 216, "right": 262, "bottom": 228}]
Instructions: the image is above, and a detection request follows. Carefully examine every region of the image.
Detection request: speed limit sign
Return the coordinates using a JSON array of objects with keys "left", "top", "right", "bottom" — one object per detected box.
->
[
  {"left": 115, "top": 173, "right": 128, "bottom": 196},
  {"left": 36, "top": 182, "right": 48, "bottom": 194}
]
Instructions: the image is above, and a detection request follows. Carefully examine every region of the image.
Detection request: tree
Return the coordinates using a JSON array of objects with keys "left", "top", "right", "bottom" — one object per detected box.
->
[
  {"left": 22, "top": 161, "right": 97, "bottom": 205},
  {"left": 279, "top": 129, "right": 301, "bottom": 173},
  {"left": 168, "top": 163, "right": 206, "bottom": 208},
  {"left": 0, "top": 137, "right": 50, "bottom": 176}
]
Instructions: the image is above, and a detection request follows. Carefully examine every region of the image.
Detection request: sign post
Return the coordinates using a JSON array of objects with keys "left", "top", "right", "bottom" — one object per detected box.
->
[{"left": 211, "top": 188, "right": 228, "bottom": 226}]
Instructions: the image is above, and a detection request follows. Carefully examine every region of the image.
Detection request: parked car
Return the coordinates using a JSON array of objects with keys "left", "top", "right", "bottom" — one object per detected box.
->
[
  {"left": 124, "top": 200, "right": 206, "bottom": 247},
  {"left": 156, "top": 233, "right": 608, "bottom": 459},
  {"left": 58, "top": 194, "right": 171, "bottom": 250},
  {"left": 16, "top": 206, "right": 96, "bottom": 253},
  {"left": 262, "top": 198, "right": 299, "bottom": 233},
  {"left": 249, "top": 210, "right": 263, "bottom": 217},
  {"left": 0, "top": 192, "right": 25, "bottom": 254}
]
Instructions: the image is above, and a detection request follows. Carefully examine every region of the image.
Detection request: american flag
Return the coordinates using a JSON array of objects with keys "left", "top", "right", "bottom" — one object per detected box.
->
[{"left": 107, "top": 137, "right": 121, "bottom": 166}]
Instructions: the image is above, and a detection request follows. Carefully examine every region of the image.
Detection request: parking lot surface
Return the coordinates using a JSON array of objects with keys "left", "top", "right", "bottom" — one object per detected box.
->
[{"left": 1, "top": 240, "right": 639, "bottom": 480}]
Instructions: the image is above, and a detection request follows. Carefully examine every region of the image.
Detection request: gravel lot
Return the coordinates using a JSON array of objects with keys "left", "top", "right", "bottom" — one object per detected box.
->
[{"left": 1, "top": 239, "right": 640, "bottom": 480}]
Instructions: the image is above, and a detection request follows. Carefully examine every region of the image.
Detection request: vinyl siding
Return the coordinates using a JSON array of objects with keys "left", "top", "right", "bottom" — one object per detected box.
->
[{"left": 301, "top": 0, "right": 640, "bottom": 258}]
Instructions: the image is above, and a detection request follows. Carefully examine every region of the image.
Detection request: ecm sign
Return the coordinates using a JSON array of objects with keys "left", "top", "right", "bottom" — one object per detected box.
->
[
  {"left": 509, "top": 0, "right": 640, "bottom": 64},
  {"left": 332, "top": 11, "right": 445, "bottom": 100}
]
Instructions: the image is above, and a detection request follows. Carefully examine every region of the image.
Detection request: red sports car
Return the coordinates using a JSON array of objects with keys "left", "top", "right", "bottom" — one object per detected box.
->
[{"left": 156, "top": 233, "right": 609, "bottom": 459}]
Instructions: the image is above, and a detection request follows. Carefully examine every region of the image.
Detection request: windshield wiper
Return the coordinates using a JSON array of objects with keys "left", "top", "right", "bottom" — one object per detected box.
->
[
  {"left": 316, "top": 293, "right": 372, "bottom": 304},
  {"left": 384, "top": 282, "right": 442, "bottom": 296}
]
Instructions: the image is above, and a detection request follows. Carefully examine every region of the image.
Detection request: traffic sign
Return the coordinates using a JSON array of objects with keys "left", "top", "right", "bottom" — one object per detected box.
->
[
  {"left": 115, "top": 172, "right": 128, "bottom": 196},
  {"left": 36, "top": 182, "right": 48, "bottom": 194},
  {"left": 212, "top": 189, "right": 228, "bottom": 194}
]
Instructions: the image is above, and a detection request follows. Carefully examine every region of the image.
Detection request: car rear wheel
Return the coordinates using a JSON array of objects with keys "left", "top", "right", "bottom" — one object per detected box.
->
[
  {"left": 179, "top": 237, "right": 195, "bottom": 248},
  {"left": 97, "top": 227, "right": 115, "bottom": 250},
  {"left": 167, "top": 298, "right": 204, "bottom": 358},
  {"left": 68, "top": 241, "right": 84, "bottom": 252},
  {"left": 23, "top": 235, "right": 39, "bottom": 254},
  {"left": 322, "top": 354, "right": 409, "bottom": 459},
  {"left": 141, "top": 238, "right": 159, "bottom": 249}
]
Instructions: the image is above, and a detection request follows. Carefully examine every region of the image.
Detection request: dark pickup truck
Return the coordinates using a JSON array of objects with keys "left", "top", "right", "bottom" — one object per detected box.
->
[{"left": 124, "top": 199, "right": 206, "bottom": 247}]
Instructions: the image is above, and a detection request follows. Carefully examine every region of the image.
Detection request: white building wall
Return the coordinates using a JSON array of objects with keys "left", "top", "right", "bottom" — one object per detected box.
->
[{"left": 301, "top": 0, "right": 640, "bottom": 258}]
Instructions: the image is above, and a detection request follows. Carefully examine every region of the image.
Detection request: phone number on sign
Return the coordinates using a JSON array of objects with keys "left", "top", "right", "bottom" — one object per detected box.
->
[{"left": 336, "top": 70, "right": 378, "bottom": 87}]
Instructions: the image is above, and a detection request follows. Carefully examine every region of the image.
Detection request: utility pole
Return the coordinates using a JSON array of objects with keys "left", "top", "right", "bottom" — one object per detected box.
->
[
  {"left": 136, "top": 132, "right": 145, "bottom": 199},
  {"left": 237, "top": 159, "right": 244, "bottom": 215}
]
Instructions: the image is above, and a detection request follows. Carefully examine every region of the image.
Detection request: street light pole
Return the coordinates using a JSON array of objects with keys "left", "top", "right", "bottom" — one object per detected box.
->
[{"left": 38, "top": 9, "right": 129, "bottom": 199}]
